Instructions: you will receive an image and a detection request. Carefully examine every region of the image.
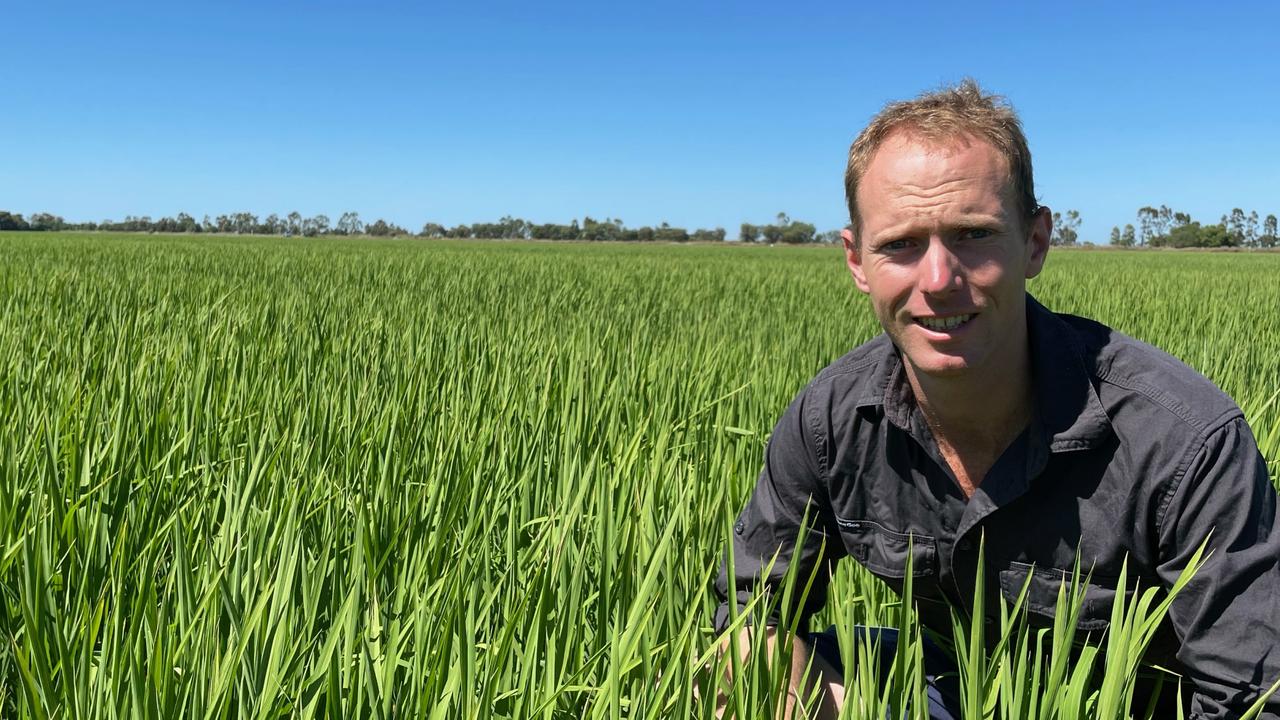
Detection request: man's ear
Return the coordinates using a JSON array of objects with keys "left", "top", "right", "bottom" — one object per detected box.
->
[
  {"left": 1024, "top": 206, "right": 1051, "bottom": 279},
  {"left": 842, "top": 227, "right": 871, "bottom": 294}
]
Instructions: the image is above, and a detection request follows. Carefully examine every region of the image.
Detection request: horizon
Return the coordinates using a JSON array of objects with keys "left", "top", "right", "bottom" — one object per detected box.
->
[{"left": 4, "top": 1, "right": 1278, "bottom": 243}]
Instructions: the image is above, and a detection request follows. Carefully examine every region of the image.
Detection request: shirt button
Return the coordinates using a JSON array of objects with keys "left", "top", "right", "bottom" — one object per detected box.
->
[{"left": 734, "top": 521, "right": 745, "bottom": 535}]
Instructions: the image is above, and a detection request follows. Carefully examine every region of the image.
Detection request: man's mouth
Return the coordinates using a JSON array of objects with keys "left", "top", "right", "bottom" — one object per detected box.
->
[{"left": 914, "top": 314, "right": 975, "bottom": 332}]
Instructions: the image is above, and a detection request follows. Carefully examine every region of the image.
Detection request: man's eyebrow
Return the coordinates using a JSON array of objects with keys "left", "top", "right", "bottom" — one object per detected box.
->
[
  {"left": 869, "top": 214, "right": 1007, "bottom": 241},
  {"left": 954, "top": 213, "right": 1006, "bottom": 226}
]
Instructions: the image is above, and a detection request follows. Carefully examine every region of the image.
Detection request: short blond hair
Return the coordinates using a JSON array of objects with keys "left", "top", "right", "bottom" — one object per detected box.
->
[{"left": 844, "top": 79, "right": 1037, "bottom": 244}]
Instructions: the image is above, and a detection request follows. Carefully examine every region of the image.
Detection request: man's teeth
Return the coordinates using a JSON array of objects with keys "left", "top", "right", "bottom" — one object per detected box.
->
[{"left": 916, "top": 314, "right": 974, "bottom": 331}]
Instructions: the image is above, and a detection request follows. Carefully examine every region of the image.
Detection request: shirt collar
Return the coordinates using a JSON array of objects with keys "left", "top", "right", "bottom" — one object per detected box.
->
[
  {"left": 1026, "top": 294, "right": 1113, "bottom": 452},
  {"left": 853, "top": 294, "right": 1113, "bottom": 453}
]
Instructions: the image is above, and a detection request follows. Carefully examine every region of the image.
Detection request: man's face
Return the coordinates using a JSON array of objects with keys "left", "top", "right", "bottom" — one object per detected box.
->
[{"left": 841, "top": 132, "right": 1051, "bottom": 379}]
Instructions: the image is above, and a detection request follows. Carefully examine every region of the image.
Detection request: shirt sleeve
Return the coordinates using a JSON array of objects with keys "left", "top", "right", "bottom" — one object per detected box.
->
[
  {"left": 713, "top": 388, "right": 844, "bottom": 633},
  {"left": 1157, "top": 414, "right": 1280, "bottom": 720}
]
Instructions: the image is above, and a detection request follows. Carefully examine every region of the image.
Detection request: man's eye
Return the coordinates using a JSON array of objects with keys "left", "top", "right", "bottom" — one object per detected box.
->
[
  {"left": 962, "top": 228, "right": 993, "bottom": 240},
  {"left": 880, "top": 239, "right": 912, "bottom": 252}
]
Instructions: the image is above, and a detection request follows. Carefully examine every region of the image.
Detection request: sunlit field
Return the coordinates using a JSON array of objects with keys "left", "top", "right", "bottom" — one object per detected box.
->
[{"left": 1, "top": 232, "right": 1277, "bottom": 718}]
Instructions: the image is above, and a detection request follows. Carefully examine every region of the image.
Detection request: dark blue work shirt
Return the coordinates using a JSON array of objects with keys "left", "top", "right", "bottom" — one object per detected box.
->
[{"left": 715, "top": 295, "right": 1280, "bottom": 719}]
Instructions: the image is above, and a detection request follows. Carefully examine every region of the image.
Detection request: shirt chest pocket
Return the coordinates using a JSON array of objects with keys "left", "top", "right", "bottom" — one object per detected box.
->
[
  {"left": 998, "top": 562, "right": 1125, "bottom": 632},
  {"left": 836, "top": 518, "right": 942, "bottom": 600}
]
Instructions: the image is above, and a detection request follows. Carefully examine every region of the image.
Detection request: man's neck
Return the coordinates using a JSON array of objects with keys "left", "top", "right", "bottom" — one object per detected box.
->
[
  {"left": 902, "top": 339, "right": 1035, "bottom": 495},
  {"left": 906, "top": 362, "right": 1032, "bottom": 435}
]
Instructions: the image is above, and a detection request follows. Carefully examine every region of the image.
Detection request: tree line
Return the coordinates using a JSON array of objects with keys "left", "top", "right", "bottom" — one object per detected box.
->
[
  {"left": 1109, "top": 206, "right": 1278, "bottom": 248},
  {"left": 9, "top": 206, "right": 1273, "bottom": 249},
  {"left": 0, "top": 210, "right": 408, "bottom": 237},
  {"left": 0, "top": 209, "right": 843, "bottom": 244}
]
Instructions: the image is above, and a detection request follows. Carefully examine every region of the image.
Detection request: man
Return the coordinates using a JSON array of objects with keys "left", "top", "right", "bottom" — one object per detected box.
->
[{"left": 715, "top": 80, "right": 1280, "bottom": 719}]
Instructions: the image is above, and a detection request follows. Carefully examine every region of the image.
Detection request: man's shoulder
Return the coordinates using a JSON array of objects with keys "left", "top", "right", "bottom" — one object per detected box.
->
[
  {"left": 1056, "top": 311, "right": 1242, "bottom": 434},
  {"left": 810, "top": 333, "right": 895, "bottom": 387},
  {"left": 790, "top": 333, "right": 896, "bottom": 414}
]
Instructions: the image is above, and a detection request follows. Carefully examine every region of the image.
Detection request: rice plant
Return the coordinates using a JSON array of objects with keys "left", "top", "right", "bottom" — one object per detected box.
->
[{"left": 0, "top": 232, "right": 1276, "bottom": 718}]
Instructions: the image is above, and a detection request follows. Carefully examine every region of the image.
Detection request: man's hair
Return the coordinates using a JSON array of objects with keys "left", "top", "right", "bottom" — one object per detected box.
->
[{"left": 843, "top": 78, "right": 1037, "bottom": 245}]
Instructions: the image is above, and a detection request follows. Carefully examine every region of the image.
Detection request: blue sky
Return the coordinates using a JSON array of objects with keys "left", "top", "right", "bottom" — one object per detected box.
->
[{"left": 4, "top": 1, "right": 1278, "bottom": 242}]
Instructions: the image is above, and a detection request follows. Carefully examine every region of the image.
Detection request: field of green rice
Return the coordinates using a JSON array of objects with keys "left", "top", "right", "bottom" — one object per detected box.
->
[{"left": 0, "top": 232, "right": 1277, "bottom": 718}]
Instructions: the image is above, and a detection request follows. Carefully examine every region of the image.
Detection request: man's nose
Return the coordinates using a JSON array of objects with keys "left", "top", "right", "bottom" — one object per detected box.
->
[{"left": 918, "top": 240, "right": 963, "bottom": 294}]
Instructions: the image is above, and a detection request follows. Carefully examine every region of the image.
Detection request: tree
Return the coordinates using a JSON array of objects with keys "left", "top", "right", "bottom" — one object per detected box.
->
[
  {"left": 531, "top": 222, "right": 576, "bottom": 240},
  {"left": 1151, "top": 222, "right": 1201, "bottom": 248},
  {"left": 1198, "top": 223, "right": 1232, "bottom": 248},
  {"left": 1262, "top": 214, "right": 1278, "bottom": 248},
  {"left": 1121, "top": 224, "right": 1136, "bottom": 248},
  {"left": 27, "top": 212, "right": 65, "bottom": 231},
  {"left": 1050, "top": 210, "right": 1081, "bottom": 246},
  {"left": 581, "top": 216, "right": 621, "bottom": 242},
  {"left": 690, "top": 227, "right": 726, "bottom": 243},
  {"left": 1149, "top": 222, "right": 1233, "bottom": 249},
  {"left": 336, "top": 212, "right": 363, "bottom": 235},
  {"left": 1246, "top": 211, "right": 1259, "bottom": 247},
  {"left": 780, "top": 221, "right": 816, "bottom": 244},
  {"left": 739, "top": 223, "right": 758, "bottom": 243},
  {"left": 1137, "top": 207, "right": 1158, "bottom": 245},
  {"left": 232, "top": 212, "right": 258, "bottom": 234},
  {"left": 365, "top": 219, "right": 407, "bottom": 236},
  {"left": 497, "top": 215, "right": 530, "bottom": 239},
  {"left": 305, "top": 214, "right": 330, "bottom": 237},
  {"left": 653, "top": 224, "right": 689, "bottom": 242},
  {"left": 0, "top": 212, "right": 29, "bottom": 230},
  {"left": 1227, "top": 208, "right": 1246, "bottom": 246},
  {"left": 1155, "top": 205, "right": 1173, "bottom": 238},
  {"left": 1110, "top": 226, "right": 1121, "bottom": 246}
]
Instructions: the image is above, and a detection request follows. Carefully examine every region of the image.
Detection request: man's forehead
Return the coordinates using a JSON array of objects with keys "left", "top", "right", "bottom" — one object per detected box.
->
[
  {"left": 863, "top": 132, "right": 1011, "bottom": 198},
  {"left": 867, "top": 130, "right": 1009, "bottom": 179},
  {"left": 855, "top": 130, "right": 1016, "bottom": 237}
]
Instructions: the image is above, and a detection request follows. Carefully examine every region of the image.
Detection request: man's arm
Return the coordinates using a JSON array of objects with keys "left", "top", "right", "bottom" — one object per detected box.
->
[
  {"left": 714, "top": 389, "right": 842, "bottom": 633},
  {"left": 1156, "top": 414, "right": 1280, "bottom": 719},
  {"left": 715, "top": 626, "right": 844, "bottom": 719},
  {"left": 713, "top": 389, "right": 846, "bottom": 716}
]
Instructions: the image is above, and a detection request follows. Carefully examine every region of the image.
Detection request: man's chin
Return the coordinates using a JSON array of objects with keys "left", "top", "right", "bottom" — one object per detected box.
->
[{"left": 903, "top": 353, "right": 976, "bottom": 379}]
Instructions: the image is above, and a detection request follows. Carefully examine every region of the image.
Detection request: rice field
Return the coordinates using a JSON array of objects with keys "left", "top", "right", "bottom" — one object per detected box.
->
[{"left": 0, "top": 231, "right": 1277, "bottom": 719}]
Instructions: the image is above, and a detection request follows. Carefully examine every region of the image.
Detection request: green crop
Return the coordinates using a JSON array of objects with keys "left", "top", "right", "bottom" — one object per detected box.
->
[{"left": 0, "top": 232, "right": 1276, "bottom": 718}]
